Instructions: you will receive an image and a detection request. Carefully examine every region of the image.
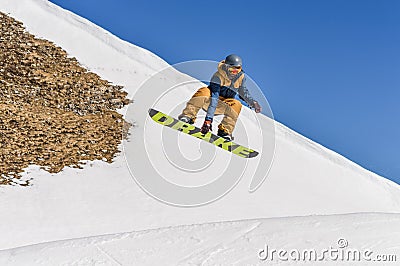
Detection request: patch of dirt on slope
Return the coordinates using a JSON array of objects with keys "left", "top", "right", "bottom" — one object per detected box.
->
[{"left": 0, "top": 12, "right": 131, "bottom": 185}]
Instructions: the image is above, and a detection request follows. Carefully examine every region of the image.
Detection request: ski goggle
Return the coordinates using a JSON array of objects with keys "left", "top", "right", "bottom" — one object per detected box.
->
[{"left": 226, "top": 65, "right": 241, "bottom": 72}]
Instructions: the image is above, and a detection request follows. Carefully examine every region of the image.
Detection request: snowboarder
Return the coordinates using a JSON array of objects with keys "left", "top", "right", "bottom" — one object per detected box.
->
[{"left": 178, "top": 54, "right": 262, "bottom": 141}]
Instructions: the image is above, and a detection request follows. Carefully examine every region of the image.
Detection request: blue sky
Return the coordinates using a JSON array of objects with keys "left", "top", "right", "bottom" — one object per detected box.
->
[{"left": 49, "top": 0, "right": 400, "bottom": 184}]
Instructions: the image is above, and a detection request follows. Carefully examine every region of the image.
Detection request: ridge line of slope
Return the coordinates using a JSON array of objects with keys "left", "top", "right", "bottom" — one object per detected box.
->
[
  {"left": 274, "top": 118, "right": 400, "bottom": 193},
  {"left": 39, "top": 0, "right": 169, "bottom": 71},
  {"left": 0, "top": 0, "right": 169, "bottom": 74},
  {"left": 1, "top": 212, "right": 399, "bottom": 252}
]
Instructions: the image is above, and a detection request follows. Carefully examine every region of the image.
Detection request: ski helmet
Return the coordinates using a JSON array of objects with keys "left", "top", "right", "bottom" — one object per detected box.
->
[{"left": 225, "top": 54, "right": 242, "bottom": 67}]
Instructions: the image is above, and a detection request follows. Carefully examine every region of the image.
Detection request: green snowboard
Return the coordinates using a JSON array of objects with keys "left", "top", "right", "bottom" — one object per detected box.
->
[{"left": 148, "top": 108, "right": 259, "bottom": 158}]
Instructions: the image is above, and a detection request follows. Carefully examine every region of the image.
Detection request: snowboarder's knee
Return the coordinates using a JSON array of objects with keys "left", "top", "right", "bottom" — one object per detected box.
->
[
  {"left": 192, "top": 87, "right": 211, "bottom": 98},
  {"left": 224, "top": 99, "right": 242, "bottom": 115}
]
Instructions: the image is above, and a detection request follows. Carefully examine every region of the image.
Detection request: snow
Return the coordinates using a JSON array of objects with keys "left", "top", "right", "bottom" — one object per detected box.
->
[
  {"left": 0, "top": 213, "right": 399, "bottom": 265},
  {"left": 0, "top": 0, "right": 399, "bottom": 264}
]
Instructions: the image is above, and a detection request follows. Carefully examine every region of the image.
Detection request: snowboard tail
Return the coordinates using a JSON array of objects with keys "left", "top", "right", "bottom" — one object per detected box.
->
[{"left": 148, "top": 108, "right": 259, "bottom": 158}]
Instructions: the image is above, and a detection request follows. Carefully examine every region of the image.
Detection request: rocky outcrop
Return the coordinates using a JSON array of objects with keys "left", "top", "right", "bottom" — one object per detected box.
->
[{"left": 0, "top": 12, "right": 131, "bottom": 185}]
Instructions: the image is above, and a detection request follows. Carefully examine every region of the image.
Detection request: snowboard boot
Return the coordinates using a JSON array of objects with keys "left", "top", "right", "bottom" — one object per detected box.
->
[
  {"left": 201, "top": 120, "right": 212, "bottom": 134},
  {"left": 217, "top": 124, "right": 234, "bottom": 141},
  {"left": 178, "top": 114, "right": 195, "bottom": 124}
]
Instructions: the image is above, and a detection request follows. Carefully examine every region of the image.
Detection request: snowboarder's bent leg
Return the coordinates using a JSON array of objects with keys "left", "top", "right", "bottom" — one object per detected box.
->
[
  {"left": 180, "top": 87, "right": 211, "bottom": 121},
  {"left": 219, "top": 98, "right": 242, "bottom": 134}
]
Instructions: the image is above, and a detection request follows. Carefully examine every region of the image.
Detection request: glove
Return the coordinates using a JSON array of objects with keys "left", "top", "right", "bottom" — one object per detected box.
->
[
  {"left": 253, "top": 101, "right": 262, "bottom": 113},
  {"left": 201, "top": 119, "right": 212, "bottom": 134}
]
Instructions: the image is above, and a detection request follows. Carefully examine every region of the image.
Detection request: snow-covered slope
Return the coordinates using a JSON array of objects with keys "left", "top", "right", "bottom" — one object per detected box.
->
[
  {"left": 0, "top": 0, "right": 399, "bottom": 263},
  {"left": 1, "top": 213, "right": 399, "bottom": 265}
]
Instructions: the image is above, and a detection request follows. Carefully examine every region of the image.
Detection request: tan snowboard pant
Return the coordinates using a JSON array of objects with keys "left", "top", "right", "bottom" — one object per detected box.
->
[{"left": 181, "top": 87, "right": 242, "bottom": 134}]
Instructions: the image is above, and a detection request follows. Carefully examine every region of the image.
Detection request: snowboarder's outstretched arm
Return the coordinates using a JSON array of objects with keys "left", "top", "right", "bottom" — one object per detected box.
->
[{"left": 238, "top": 76, "right": 262, "bottom": 113}]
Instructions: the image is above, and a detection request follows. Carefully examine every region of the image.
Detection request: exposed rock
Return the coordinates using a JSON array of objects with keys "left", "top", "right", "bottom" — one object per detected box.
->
[{"left": 0, "top": 12, "right": 131, "bottom": 185}]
